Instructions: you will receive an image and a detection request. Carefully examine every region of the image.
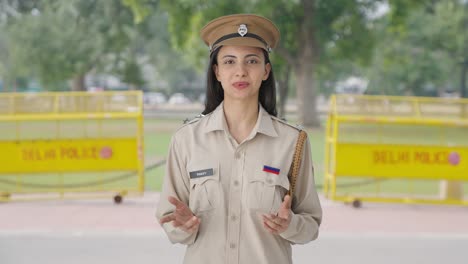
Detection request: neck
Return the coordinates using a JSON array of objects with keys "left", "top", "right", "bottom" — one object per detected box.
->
[{"left": 223, "top": 99, "right": 259, "bottom": 143}]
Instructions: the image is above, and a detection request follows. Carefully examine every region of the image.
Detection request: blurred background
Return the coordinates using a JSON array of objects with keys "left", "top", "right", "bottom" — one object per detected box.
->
[
  {"left": 0, "top": 0, "right": 467, "bottom": 123},
  {"left": 1, "top": 0, "right": 467, "bottom": 197},
  {"left": 0, "top": 1, "right": 467, "bottom": 263}
]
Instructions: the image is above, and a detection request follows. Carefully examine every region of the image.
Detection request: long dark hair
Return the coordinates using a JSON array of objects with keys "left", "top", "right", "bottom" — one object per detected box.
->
[{"left": 202, "top": 47, "right": 278, "bottom": 116}]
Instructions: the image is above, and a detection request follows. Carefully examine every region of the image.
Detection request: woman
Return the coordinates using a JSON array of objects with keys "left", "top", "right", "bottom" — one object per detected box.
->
[{"left": 156, "top": 14, "right": 322, "bottom": 264}]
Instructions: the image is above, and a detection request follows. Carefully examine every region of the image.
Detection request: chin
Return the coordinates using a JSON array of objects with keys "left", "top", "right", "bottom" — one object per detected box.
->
[{"left": 226, "top": 93, "right": 258, "bottom": 102}]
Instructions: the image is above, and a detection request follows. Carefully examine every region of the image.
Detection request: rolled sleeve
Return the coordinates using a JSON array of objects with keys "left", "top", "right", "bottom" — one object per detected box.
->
[
  {"left": 156, "top": 136, "right": 199, "bottom": 245},
  {"left": 280, "top": 136, "right": 322, "bottom": 244}
]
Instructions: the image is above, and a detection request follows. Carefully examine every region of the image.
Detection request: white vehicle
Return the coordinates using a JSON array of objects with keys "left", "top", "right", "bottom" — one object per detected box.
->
[
  {"left": 144, "top": 92, "right": 167, "bottom": 105},
  {"left": 168, "top": 93, "right": 191, "bottom": 104}
]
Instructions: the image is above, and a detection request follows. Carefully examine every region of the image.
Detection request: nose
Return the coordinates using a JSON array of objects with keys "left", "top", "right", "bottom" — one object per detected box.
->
[{"left": 235, "top": 63, "right": 247, "bottom": 77}]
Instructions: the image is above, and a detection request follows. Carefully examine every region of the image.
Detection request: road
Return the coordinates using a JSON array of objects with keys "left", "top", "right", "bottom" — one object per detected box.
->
[
  {"left": 1, "top": 193, "right": 467, "bottom": 264},
  {"left": 1, "top": 231, "right": 466, "bottom": 264}
]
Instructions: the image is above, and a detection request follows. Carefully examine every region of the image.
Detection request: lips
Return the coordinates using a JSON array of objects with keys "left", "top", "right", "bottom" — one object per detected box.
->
[{"left": 232, "top": 82, "right": 249, "bottom": 89}]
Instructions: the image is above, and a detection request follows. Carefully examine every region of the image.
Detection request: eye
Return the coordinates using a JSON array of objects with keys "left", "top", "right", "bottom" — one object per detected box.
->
[
  {"left": 247, "top": 59, "right": 259, "bottom": 64},
  {"left": 223, "top": 59, "right": 235, "bottom": 64}
]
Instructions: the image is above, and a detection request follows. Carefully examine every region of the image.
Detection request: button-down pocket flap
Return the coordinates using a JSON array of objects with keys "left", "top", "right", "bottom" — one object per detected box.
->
[
  {"left": 188, "top": 164, "right": 219, "bottom": 188},
  {"left": 267, "top": 174, "right": 290, "bottom": 190},
  {"left": 250, "top": 171, "right": 290, "bottom": 190},
  {"left": 187, "top": 162, "right": 220, "bottom": 212},
  {"left": 249, "top": 173, "right": 265, "bottom": 183},
  {"left": 248, "top": 171, "right": 290, "bottom": 213}
]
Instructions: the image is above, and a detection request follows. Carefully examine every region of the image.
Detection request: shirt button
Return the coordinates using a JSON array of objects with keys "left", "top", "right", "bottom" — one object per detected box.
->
[
  {"left": 266, "top": 179, "right": 273, "bottom": 184},
  {"left": 231, "top": 215, "right": 237, "bottom": 221},
  {"left": 235, "top": 153, "right": 241, "bottom": 159},
  {"left": 233, "top": 180, "right": 239, "bottom": 186},
  {"left": 230, "top": 243, "right": 236, "bottom": 249}
]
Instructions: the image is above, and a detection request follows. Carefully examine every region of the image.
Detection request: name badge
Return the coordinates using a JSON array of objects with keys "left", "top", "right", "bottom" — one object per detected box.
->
[{"left": 189, "top": 168, "right": 214, "bottom": 179}]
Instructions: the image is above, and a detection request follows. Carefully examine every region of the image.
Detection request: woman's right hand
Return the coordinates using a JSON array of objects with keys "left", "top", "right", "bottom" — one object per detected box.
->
[{"left": 159, "top": 196, "right": 201, "bottom": 234}]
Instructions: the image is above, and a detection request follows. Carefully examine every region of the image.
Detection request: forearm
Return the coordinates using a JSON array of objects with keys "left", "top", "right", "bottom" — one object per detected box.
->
[
  {"left": 280, "top": 137, "right": 322, "bottom": 244},
  {"left": 156, "top": 136, "right": 197, "bottom": 244},
  {"left": 160, "top": 220, "right": 198, "bottom": 245},
  {"left": 280, "top": 211, "right": 320, "bottom": 244}
]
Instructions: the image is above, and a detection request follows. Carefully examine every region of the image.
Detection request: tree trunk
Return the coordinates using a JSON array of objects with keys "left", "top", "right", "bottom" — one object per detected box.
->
[
  {"left": 277, "top": 68, "right": 291, "bottom": 119},
  {"left": 11, "top": 79, "right": 17, "bottom": 92},
  {"left": 462, "top": 2, "right": 468, "bottom": 98},
  {"left": 71, "top": 74, "right": 86, "bottom": 91},
  {"left": 296, "top": 0, "right": 320, "bottom": 127},
  {"left": 461, "top": 60, "right": 466, "bottom": 98}
]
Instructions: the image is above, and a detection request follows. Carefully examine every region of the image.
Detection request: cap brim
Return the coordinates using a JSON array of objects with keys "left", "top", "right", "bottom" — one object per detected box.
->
[{"left": 213, "top": 37, "right": 268, "bottom": 52}]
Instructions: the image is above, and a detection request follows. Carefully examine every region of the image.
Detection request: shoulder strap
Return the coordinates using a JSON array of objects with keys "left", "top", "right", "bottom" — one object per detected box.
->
[{"left": 287, "top": 130, "right": 308, "bottom": 198}]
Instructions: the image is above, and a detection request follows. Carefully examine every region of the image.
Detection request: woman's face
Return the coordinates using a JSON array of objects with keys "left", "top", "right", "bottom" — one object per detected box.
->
[{"left": 214, "top": 45, "right": 271, "bottom": 102}]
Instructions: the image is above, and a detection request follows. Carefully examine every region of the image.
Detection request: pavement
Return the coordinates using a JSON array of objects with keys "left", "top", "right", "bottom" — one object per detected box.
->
[
  {"left": 1, "top": 192, "right": 468, "bottom": 234},
  {"left": 1, "top": 193, "right": 468, "bottom": 264}
]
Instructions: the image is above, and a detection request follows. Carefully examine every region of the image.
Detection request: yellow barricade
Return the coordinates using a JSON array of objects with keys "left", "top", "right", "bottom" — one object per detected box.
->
[
  {"left": 324, "top": 94, "right": 468, "bottom": 207},
  {"left": 0, "top": 91, "right": 144, "bottom": 203}
]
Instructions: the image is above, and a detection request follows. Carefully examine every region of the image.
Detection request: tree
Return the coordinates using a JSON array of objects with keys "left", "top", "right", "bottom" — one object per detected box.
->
[
  {"left": 142, "top": 11, "right": 205, "bottom": 96},
  {"left": 158, "top": 0, "right": 386, "bottom": 127},
  {"left": 89, "top": 0, "right": 453, "bottom": 116},
  {"left": 3, "top": 0, "right": 158, "bottom": 91},
  {"left": 365, "top": 0, "right": 466, "bottom": 97},
  {"left": 0, "top": 0, "right": 39, "bottom": 91}
]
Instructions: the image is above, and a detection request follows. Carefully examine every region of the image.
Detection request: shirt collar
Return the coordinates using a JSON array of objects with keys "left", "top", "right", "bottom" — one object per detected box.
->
[
  {"left": 256, "top": 105, "right": 278, "bottom": 137},
  {"left": 203, "top": 102, "right": 226, "bottom": 133},
  {"left": 203, "top": 102, "right": 278, "bottom": 138}
]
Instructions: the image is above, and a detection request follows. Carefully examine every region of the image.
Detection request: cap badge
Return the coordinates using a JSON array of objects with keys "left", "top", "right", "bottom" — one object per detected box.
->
[{"left": 238, "top": 24, "right": 248, "bottom": 37}]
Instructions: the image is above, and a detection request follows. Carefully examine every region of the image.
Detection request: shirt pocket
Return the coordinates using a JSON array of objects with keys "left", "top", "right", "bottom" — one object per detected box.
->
[
  {"left": 187, "top": 163, "right": 220, "bottom": 213},
  {"left": 248, "top": 170, "right": 290, "bottom": 213}
]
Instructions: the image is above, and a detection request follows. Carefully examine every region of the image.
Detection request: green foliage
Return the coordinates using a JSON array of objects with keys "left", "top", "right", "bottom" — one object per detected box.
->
[
  {"left": 121, "top": 0, "right": 156, "bottom": 24},
  {"left": 139, "top": 11, "right": 204, "bottom": 94},
  {"left": 159, "top": 0, "right": 247, "bottom": 68},
  {"left": 121, "top": 60, "right": 145, "bottom": 88},
  {"left": 2, "top": 0, "right": 465, "bottom": 98},
  {"left": 2, "top": 0, "right": 155, "bottom": 90},
  {"left": 366, "top": 0, "right": 465, "bottom": 96}
]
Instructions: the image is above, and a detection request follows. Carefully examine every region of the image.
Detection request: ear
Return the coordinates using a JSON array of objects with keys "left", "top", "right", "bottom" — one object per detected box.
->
[
  {"left": 213, "top": 64, "right": 220, "bottom": 81},
  {"left": 263, "top": 63, "right": 271, "bottom": 81}
]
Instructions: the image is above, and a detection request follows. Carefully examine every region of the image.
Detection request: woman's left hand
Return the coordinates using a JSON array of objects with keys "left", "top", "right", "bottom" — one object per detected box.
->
[{"left": 262, "top": 195, "right": 292, "bottom": 234}]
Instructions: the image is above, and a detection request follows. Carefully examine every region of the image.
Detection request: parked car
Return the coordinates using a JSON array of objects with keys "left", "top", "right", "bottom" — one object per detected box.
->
[
  {"left": 144, "top": 92, "right": 167, "bottom": 105},
  {"left": 168, "top": 93, "right": 191, "bottom": 104}
]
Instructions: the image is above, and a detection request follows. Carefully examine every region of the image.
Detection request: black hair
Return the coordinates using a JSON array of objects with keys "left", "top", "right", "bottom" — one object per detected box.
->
[{"left": 202, "top": 47, "right": 278, "bottom": 117}]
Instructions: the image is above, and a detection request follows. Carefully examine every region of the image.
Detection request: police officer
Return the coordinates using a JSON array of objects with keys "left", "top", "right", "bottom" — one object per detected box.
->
[{"left": 156, "top": 14, "right": 322, "bottom": 264}]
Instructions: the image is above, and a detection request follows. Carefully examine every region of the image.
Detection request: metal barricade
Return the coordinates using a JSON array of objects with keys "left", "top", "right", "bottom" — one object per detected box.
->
[
  {"left": 324, "top": 94, "right": 468, "bottom": 207},
  {"left": 0, "top": 91, "right": 144, "bottom": 203}
]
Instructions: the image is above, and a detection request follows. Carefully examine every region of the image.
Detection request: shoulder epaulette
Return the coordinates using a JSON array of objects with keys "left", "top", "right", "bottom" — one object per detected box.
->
[
  {"left": 271, "top": 116, "right": 304, "bottom": 131},
  {"left": 183, "top": 113, "right": 205, "bottom": 125}
]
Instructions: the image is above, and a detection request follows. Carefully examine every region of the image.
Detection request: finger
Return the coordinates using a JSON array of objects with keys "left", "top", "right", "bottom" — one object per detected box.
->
[
  {"left": 186, "top": 223, "right": 200, "bottom": 234},
  {"left": 176, "top": 206, "right": 194, "bottom": 218},
  {"left": 186, "top": 218, "right": 201, "bottom": 233},
  {"left": 168, "top": 196, "right": 187, "bottom": 209},
  {"left": 168, "top": 197, "right": 194, "bottom": 219},
  {"left": 159, "top": 214, "right": 175, "bottom": 224},
  {"left": 278, "top": 195, "right": 292, "bottom": 219},
  {"left": 262, "top": 214, "right": 276, "bottom": 222},
  {"left": 172, "top": 219, "right": 183, "bottom": 227},
  {"left": 264, "top": 214, "right": 287, "bottom": 224},
  {"left": 173, "top": 216, "right": 197, "bottom": 229},
  {"left": 282, "top": 195, "right": 292, "bottom": 210},
  {"left": 262, "top": 214, "right": 283, "bottom": 229},
  {"left": 181, "top": 216, "right": 200, "bottom": 233},
  {"left": 263, "top": 219, "right": 278, "bottom": 234},
  {"left": 183, "top": 216, "right": 199, "bottom": 230}
]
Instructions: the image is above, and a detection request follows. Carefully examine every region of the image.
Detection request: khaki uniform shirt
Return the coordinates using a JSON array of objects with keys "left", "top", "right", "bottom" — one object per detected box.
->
[{"left": 156, "top": 103, "right": 322, "bottom": 264}]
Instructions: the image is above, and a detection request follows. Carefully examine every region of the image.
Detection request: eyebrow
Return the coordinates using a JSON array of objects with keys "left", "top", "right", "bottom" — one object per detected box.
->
[{"left": 221, "top": 54, "right": 261, "bottom": 59}]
